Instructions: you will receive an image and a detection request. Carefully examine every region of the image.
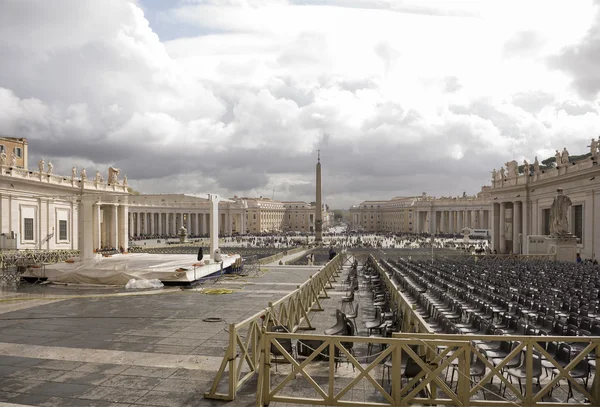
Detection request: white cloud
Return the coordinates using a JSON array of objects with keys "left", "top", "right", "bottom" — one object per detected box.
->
[{"left": 0, "top": 0, "right": 599, "bottom": 208}]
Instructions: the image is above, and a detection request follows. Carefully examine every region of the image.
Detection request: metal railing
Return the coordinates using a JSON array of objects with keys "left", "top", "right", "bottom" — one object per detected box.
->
[
  {"left": 0, "top": 249, "right": 79, "bottom": 267},
  {"left": 204, "top": 253, "right": 344, "bottom": 401}
]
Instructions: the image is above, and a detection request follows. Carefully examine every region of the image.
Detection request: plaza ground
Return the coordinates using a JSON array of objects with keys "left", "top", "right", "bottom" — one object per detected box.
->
[{"left": 0, "top": 250, "right": 328, "bottom": 407}]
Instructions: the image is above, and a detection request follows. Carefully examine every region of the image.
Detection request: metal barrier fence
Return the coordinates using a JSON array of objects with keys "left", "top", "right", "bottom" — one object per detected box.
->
[
  {"left": 256, "top": 332, "right": 599, "bottom": 407},
  {"left": 0, "top": 249, "right": 79, "bottom": 266},
  {"left": 204, "top": 253, "right": 345, "bottom": 401}
]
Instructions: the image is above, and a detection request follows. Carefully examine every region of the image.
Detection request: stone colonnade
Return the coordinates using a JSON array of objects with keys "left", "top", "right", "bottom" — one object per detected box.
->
[
  {"left": 413, "top": 208, "right": 491, "bottom": 235},
  {"left": 79, "top": 198, "right": 129, "bottom": 259},
  {"left": 127, "top": 210, "right": 246, "bottom": 237},
  {"left": 491, "top": 200, "right": 527, "bottom": 255}
]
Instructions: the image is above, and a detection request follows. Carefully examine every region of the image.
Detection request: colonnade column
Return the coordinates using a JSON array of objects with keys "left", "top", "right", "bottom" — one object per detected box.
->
[
  {"left": 522, "top": 201, "right": 529, "bottom": 254},
  {"left": 492, "top": 203, "right": 500, "bottom": 252},
  {"left": 110, "top": 205, "right": 119, "bottom": 249},
  {"left": 136, "top": 212, "right": 141, "bottom": 237},
  {"left": 513, "top": 201, "right": 522, "bottom": 254},
  {"left": 158, "top": 212, "right": 162, "bottom": 236},
  {"left": 93, "top": 204, "right": 101, "bottom": 251},
  {"left": 499, "top": 202, "right": 506, "bottom": 254},
  {"left": 118, "top": 204, "right": 128, "bottom": 252},
  {"left": 78, "top": 197, "right": 95, "bottom": 260}
]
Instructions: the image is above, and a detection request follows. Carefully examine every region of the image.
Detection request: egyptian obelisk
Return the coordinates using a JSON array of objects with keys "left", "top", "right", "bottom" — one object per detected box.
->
[{"left": 315, "top": 150, "right": 323, "bottom": 243}]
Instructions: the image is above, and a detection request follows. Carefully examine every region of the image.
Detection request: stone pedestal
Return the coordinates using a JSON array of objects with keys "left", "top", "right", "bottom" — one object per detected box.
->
[{"left": 546, "top": 235, "right": 578, "bottom": 262}]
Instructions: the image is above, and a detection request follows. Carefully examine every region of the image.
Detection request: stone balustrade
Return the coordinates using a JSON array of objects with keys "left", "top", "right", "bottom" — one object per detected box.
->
[
  {"left": 492, "top": 152, "right": 598, "bottom": 189},
  {"left": 0, "top": 165, "right": 128, "bottom": 193}
]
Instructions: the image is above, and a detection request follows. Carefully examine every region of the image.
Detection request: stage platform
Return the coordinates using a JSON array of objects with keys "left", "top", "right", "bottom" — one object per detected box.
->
[{"left": 22, "top": 253, "right": 241, "bottom": 286}]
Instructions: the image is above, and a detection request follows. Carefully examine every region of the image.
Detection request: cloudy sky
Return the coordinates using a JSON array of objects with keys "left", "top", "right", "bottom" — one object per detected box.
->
[{"left": 1, "top": 0, "right": 600, "bottom": 208}]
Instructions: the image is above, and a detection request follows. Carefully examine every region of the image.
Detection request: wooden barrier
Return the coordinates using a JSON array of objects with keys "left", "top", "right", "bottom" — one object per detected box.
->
[
  {"left": 204, "top": 253, "right": 344, "bottom": 401},
  {"left": 257, "top": 332, "right": 599, "bottom": 407}
]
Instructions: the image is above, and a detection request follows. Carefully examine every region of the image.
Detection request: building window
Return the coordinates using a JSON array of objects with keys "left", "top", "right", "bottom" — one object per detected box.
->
[
  {"left": 0, "top": 145, "right": 4, "bottom": 153},
  {"left": 13, "top": 147, "right": 22, "bottom": 158},
  {"left": 24, "top": 218, "right": 34, "bottom": 240},
  {"left": 572, "top": 204, "right": 583, "bottom": 241},
  {"left": 542, "top": 208, "right": 550, "bottom": 236},
  {"left": 59, "top": 220, "right": 68, "bottom": 240}
]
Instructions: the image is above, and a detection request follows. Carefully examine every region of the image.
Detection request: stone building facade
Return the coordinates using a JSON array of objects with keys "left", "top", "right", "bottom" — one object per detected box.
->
[
  {"left": 0, "top": 157, "right": 129, "bottom": 259},
  {"left": 350, "top": 191, "right": 492, "bottom": 235},
  {"left": 489, "top": 143, "right": 600, "bottom": 259},
  {"left": 127, "top": 196, "right": 330, "bottom": 237}
]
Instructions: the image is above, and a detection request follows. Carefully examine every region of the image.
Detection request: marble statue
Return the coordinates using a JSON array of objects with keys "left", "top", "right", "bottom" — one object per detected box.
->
[
  {"left": 38, "top": 159, "right": 44, "bottom": 174},
  {"left": 500, "top": 167, "right": 505, "bottom": 179},
  {"left": 589, "top": 138, "right": 598, "bottom": 157},
  {"left": 47, "top": 161, "right": 53, "bottom": 175},
  {"left": 555, "top": 150, "right": 561, "bottom": 167},
  {"left": 10, "top": 153, "right": 16, "bottom": 167},
  {"left": 108, "top": 167, "right": 120, "bottom": 184},
  {"left": 523, "top": 159, "right": 530, "bottom": 175},
  {"left": 81, "top": 168, "right": 87, "bottom": 180},
  {"left": 123, "top": 175, "right": 128, "bottom": 186},
  {"left": 0, "top": 152, "right": 6, "bottom": 166},
  {"left": 505, "top": 160, "right": 518, "bottom": 178},
  {"left": 550, "top": 189, "right": 572, "bottom": 237},
  {"left": 94, "top": 170, "right": 103, "bottom": 183},
  {"left": 534, "top": 156, "right": 540, "bottom": 175},
  {"left": 561, "top": 147, "right": 570, "bottom": 165},
  {"left": 491, "top": 168, "right": 497, "bottom": 182},
  {"left": 71, "top": 166, "right": 77, "bottom": 181}
]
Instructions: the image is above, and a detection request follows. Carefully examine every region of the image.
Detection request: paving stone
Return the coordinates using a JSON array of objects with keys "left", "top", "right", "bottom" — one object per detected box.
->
[
  {"left": 9, "top": 367, "right": 68, "bottom": 381},
  {"left": 151, "top": 378, "right": 204, "bottom": 392},
  {"left": 35, "top": 360, "right": 86, "bottom": 371},
  {"left": 100, "top": 374, "right": 164, "bottom": 390},
  {"left": 34, "top": 396, "right": 128, "bottom": 406},
  {"left": 155, "top": 337, "right": 199, "bottom": 347},
  {"left": 0, "top": 365, "right": 22, "bottom": 377},
  {"left": 0, "top": 378, "right": 47, "bottom": 393},
  {"left": 74, "top": 363, "right": 129, "bottom": 375},
  {"left": 79, "top": 385, "right": 148, "bottom": 404},
  {"left": 133, "top": 390, "right": 199, "bottom": 407},
  {"left": 0, "top": 390, "right": 19, "bottom": 401},
  {"left": 142, "top": 344, "right": 194, "bottom": 354},
  {"left": 119, "top": 366, "right": 177, "bottom": 378},
  {"left": 51, "top": 370, "right": 112, "bottom": 385},
  {"left": 0, "top": 355, "right": 42, "bottom": 367},
  {"left": 27, "top": 382, "right": 95, "bottom": 398}
]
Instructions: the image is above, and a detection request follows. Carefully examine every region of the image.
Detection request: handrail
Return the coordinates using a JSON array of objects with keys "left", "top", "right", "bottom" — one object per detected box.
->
[
  {"left": 204, "top": 252, "right": 345, "bottom": 401},
  {"left": 257, "top": 331, "right": 600, "bottom": 407}
]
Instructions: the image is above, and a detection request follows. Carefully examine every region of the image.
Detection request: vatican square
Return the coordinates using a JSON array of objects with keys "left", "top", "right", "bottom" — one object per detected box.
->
[{"left": 1, "top": 1, "right": 600, "bottom": 407}]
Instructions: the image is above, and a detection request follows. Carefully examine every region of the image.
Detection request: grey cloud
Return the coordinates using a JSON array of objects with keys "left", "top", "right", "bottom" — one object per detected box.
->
[
  {"left": 556, "top": 100, "right": 598, "bottom": 116},
  {"left": 502, "top": 30, "right": 545, "bottom": 59},
  {"left": 374, "top": 41, "right": 400, "bottom": 75},
  {"left": 442, "top": 76, "right": 462, "bottom": 93},
  {"left": 511, "top": 91, "right": 555, "bottom": 114},
  {"left": 338, "top": 78, "right": 377, "bottom": 93},
  {"left": 549, "top": 7, "right": 600, "bottom": 99},
  {"left": 289, "top": 0, "right": 479, "bottom": 17}
]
